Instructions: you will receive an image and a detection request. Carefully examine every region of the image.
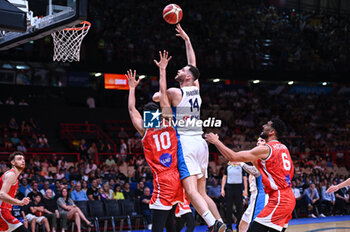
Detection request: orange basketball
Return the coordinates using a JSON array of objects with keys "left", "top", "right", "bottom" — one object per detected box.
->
[{"left": 162, "top": 4, "right": 183, "bottom": 24}]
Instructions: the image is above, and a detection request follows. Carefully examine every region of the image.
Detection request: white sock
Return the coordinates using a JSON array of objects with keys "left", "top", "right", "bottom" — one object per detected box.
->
[
  {"left": 202, "top": 210, "right": 216, "bottom": 227},
  {"left": 218, "top": 218, "right": 223, "bottom": 223}
]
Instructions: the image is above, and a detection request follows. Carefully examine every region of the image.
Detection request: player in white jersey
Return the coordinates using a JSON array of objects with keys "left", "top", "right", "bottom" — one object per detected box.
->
[
  {"left": 239, "top": 137, "right": 268, "bottom": 232},
  {"left": 153, "top": 24, "right": 227, "bottom": 232}
]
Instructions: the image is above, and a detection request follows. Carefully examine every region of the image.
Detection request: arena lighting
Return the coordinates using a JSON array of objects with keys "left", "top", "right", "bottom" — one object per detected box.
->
[
  {"left": 288, "top": 81, "right": 294, "bottom": 85},
  {"left": 94, "top": 73, "right": 102, "bottom": 77},
  {"left": 15, "top": 65, "right": 29, "bottom": 70},
  {"left": 139, "top": 75, "right": 146, "bottom": 80},
  {"left": 213, "top": 78, "right": 220, "bottom": 83},
  {"left": 322, "top": 82, "right": 327, "bottom": 86},
  {"left": 253, "top": 80, "right": 260, "bottom": 84}
]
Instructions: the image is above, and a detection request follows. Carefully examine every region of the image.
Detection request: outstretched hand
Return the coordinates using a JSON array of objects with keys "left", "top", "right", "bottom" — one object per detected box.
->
[
  {"left": 326, "top": 185, "right": 339, "bottom": 194},
  {"left": 153, "top": 50, "right": 172, "bottom": 69},
  {"left": 125, "top": 69, "right": 140, "bottom": 89},
  {"left": 205, "top": 133, "right": 220, "bottom": 145},
  {"left": 175, "top": 24, "right": 189, "bottom": 41}
]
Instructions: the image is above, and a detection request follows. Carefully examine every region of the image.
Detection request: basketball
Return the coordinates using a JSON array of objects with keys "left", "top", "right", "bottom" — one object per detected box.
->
[{"left": 162, "top": 4, "right": 183, "bottom": 24}]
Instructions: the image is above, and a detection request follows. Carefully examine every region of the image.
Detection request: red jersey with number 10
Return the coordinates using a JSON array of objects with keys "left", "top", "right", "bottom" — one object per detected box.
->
[
  {"left": 257, "top": 140, "right": 294, "bottom": 193},
  {"left": 142, "top": 126, "right": 184, "bottom": 210},
  {"left": 142, "top": 126, "right": 179, "bottom": 174}
]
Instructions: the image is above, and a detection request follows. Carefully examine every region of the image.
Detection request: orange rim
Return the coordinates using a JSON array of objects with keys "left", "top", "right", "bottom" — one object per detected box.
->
[{"left": 64, "top": 21, "right": 91, "bottom": 31}]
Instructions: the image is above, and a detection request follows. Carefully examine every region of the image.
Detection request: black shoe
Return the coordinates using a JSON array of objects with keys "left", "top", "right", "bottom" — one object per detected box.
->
[{"left": 208, "top": 220, "right": 227, "bottom": 232}]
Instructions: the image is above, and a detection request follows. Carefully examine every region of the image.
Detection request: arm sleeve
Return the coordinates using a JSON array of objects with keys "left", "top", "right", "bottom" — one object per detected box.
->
[{"left": 240, "top": 163, "right": 261, "bottom": 177}]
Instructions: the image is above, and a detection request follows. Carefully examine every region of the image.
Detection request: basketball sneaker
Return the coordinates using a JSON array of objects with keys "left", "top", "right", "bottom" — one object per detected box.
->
[{"left": 207, "top": 220, "right": 226, "bottom": 232}]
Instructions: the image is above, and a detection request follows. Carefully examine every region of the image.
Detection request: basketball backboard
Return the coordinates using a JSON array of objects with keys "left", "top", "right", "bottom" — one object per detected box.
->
[{"left": 0, "top": 0, "right": 87, "bottom": 51}]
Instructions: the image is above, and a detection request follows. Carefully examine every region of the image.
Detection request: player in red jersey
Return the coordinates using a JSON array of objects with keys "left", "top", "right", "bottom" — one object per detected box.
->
[
  {"left": 126, "top": 51, "right": 184, "bottom": 232},
  {"left": 205, "top": 119, "right": 295, "bottom": 232},
  {"left": 0, "top": 151, "right": 30, "bottom": 232}
]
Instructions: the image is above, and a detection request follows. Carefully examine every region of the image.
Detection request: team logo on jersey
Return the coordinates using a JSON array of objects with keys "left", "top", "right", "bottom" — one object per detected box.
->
[
  {"left": 159, "top": 153, "right": 172, "bottom": 167},
  {"left": 285, "top": 174, "right": 291, "bottom": 187},
  {"left": 143, "top": 110, "right": 161, "bottom": 128}
]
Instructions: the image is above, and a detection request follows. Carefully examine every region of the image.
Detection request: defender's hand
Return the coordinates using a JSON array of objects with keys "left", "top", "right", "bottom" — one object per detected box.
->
[
  {"left": 125, "top": 70, "right": 140, "bottom": 89},
  {"left": 153, "top": 50, "right": 172, "bottom": 69}
]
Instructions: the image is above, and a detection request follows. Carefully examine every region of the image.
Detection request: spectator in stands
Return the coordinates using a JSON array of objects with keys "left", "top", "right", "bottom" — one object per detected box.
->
[
  {"left": 71, "top": 182, "right": 88, "bottom": 201},
  {"left": 207, "top": 178, "right": 222, "bottom": 211},
  {"left": 105, "top": 155, "right": 115, "bottom": 167},
  {"left": 81, "top": 180, "right": 88, "bottom": 193},
  {"left": 17, "top": 141, "right": 27, "bottom": 153},
  {"left": 119, "top": 139, "right": 127, "bottom": 155},
  {"left": 6, "top": 96, "right": 15, "bottom": 105},
  {"left": 122, "top": 182, "right": 135, "bottom": 201},
  {"left": 136, "top": 155, "right": 145, "bottom": 167},
  {"left": 87, "top": 178, "right": 100, "bottom": 200},
  {"left": 141, "top": 187, "right": 152, "bottom": 230},
  {"left": 40, "top": 181, "right": 55, "bottom": 197},
  {"left": 87, "top": 143, "right": 98, "bottom": 160},
  {"left": 0, "top": 160, "right": 8, "bottom": 172},
  {"left": 135, "top": 181, "right": 145, "bottom": 199},
  {"left": 38, "top": 134, "right": 49, "bottom": 148},
  {"left": 11, "top": 132, "right": 21, "bottom": 146},
  {"left": 118, "top": 128, "right": 128, "bottom": 139},
  {"left": 58, "top": 156, "right": 67, "bottom": 169},
  {"left": 56, "top": 169, "right": 66, "bottom": 180},
  {"left": 113, "top": 185, "right": 125, "bottom": 200},
  {"left": 57, "top": 188, "right": 93, "bottom": 232},
  {"left": 320, "top": 181, "right": 335, "bottom": 217},
  {"left": 49, "top": 154, "right": 58, "bottom": 167},
  {"left": 54, "top": 181, "right": 63, "bottom": 197},
  {"left": 28, "top": 194, "right": 51, "bottom": 232},
  {"left": 19, "top": 178, "right": 30, "bottom": 195},
  {"left": 8, "top": 117, "right": 18, "bottom": 131},
  {"left": 85, "top": 159, "right": 97, "bottom": 174},
  {"left": 28, "top": 134, "right": 38, "bottom": 149},
  {"left": 100, "top": 182, "right": 113, "bottom": 200},
  {"left": 42, "top": 189, "right": 65, "bottom": 232},
  {"left": 26, "top": 181, "right": 43, "bottom": 200},
  {"left": 304, "top": 183, "right": 320, "bottom": 218},
  {"left": 105, "top": 143, "right": 113, "bottom": 153},
  {"left": 18, "top": 99, "right": 29, "bottom": 106},
  {"left": 292, "top": 180, "right": 306, "bottom": 215},
  {"left": 79, "top": 139, "right": 88, "bottom": 159},
  {"left": 334, "top": 178, "right": 350, "bottom": 215}
]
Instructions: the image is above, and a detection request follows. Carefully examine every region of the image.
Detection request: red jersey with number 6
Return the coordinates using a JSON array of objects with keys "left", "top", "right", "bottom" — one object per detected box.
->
[
  {"left": 257, "top": 140, "right": 294, "bottom": 193},
  {"left": 142, "top": 126, "right": 184, "bottom": 210}
]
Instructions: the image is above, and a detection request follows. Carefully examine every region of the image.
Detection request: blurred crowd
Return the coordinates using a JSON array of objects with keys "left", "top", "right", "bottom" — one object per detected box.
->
[
  {"left": 0, "top": 117, "right": 50, "bottom": 152},
  {"left": 86, "top": 0, "right": 350, "bottom": 72}
]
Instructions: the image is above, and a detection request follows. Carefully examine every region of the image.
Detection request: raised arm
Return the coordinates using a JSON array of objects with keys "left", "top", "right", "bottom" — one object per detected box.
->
[
  {"left": 176, "top": 24, "right": 199, "bottom": 89},
  {"left": 240, "top": 163, "right": 261, "bottom": 177},
  {"left": 0, "top": 172, "right": 30, "bottom": 206},
  {"left": 153, "top": 50, "right": 172, "bottom": 118},
  {"left": 126, "top": 70, "right": 145, "bottom": 136},
  {"left": 205, "top": 133, "right": 269, "bottom": 162}
]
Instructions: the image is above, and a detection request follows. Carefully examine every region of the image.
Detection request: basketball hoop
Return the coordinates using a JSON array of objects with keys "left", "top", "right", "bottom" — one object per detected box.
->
[{"left": 51, "top": 21, "right": 91, "bottom": 62}]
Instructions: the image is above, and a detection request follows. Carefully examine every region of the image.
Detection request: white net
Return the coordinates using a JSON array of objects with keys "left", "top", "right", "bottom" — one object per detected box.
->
[{"left": 51, "top": 21, "right": 91, "bottom": 62}]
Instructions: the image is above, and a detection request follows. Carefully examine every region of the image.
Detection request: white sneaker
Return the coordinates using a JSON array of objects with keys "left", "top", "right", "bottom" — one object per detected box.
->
[
  {"left": 147, "top": 224, "right": 152, "bottom": 230},
  {"left": 320, "top": 213, "right": 326, "bottom": 217},
  {"left": 311, "top": 214, "right": 317, "bottom": 218}
]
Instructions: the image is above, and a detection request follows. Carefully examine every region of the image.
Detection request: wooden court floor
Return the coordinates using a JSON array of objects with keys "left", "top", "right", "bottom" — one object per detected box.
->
[{"left": 130, "top": 215, "right": 350, "bottom": 232}]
